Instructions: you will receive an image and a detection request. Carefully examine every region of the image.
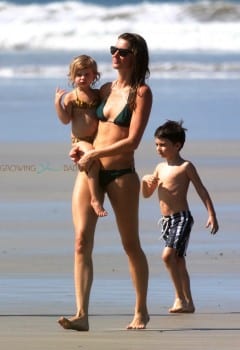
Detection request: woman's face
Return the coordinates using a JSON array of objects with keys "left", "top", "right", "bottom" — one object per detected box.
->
[{"left": 111, "top": 38, "right": 134, "bottom": 71}]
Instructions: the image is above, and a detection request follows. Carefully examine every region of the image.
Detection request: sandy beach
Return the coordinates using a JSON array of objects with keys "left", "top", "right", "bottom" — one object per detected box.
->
[
  {"left": 1, "top": 0, "right": 240, "bottom": 346},
  {"left": 1, "top": 313, "right": 239, "bottom": 350},
  {"left": 1, "top": 140, "right": 240, "bottom": 349}
]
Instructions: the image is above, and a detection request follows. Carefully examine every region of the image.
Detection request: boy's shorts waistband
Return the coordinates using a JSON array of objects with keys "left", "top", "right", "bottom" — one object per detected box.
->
[{"left": 162, "top": 210, "right": 192, "bottom": 219}]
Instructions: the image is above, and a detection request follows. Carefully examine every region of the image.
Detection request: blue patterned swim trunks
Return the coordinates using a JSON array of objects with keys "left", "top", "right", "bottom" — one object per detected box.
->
[{"left": 160, "top": 211, "right": 194, "bottom": 256}]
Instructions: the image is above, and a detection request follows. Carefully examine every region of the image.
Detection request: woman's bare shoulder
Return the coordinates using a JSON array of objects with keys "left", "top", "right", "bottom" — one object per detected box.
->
[
  {"left": 99, "top": 82, "right": 113, "bottom": 98},
  {"left": 136, "top": 84, "right": 152, "bottom": 99}
]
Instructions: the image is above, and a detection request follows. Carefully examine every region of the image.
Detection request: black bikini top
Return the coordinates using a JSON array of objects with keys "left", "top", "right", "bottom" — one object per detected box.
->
[{"left": 96, "top": 99, "right": 132, "bottom": 127}]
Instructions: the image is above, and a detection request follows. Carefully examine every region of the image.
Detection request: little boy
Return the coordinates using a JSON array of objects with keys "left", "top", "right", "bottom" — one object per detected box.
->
[{"left": 141, "top": 120, "right": 219, "bottom": 313}]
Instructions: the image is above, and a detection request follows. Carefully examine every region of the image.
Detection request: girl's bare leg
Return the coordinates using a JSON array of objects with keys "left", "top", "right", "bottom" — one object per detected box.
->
[
  {"left": 58, "top": 171, "right": 99, "bottom": 331},
  {"left": 87, "top": 161, "right": 108, "bottom": 217},
  {"left": 107, "top": 173, "right": 149, "bottom": 329},
  {"left": 77, "top": 141, "right": 107, "bottom": 217}
]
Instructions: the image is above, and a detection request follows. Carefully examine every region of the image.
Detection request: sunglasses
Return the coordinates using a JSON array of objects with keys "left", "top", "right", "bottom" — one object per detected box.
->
[{"left": 110, "top": 46, "right": 132, "bottom": 57}]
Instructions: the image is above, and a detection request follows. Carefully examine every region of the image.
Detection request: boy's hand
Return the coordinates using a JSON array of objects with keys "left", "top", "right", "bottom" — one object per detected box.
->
[
  {"left": 206, "top": 216, "right": 219, "bottom": 234},
  {"left": 142, "top": 174, "right": 159, "bottom": 186},
  {"left": 141, "top": 174, "right": 159, "bottom": 198}
]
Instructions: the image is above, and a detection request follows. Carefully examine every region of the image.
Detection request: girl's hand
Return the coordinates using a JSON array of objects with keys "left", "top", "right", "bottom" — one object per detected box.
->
[
  {"left": 69, "top": 145, "right": 84, "bottom": 164},
  {"left": 55, "top": 87, "right": 67, "bottom": 105}
]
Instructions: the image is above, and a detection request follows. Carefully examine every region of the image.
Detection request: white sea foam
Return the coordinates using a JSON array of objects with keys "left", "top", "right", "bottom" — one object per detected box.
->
[
  {"left": 1, "top": 60, "right": 240, "bottom": 79},
  {"left": 1, "top": 1, "right": 240, "bottom": 52}
]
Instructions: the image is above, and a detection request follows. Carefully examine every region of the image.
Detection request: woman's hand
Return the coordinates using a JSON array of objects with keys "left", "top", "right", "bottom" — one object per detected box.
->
[{"left": 78, "top": 150, "right": 96, "bottom": 172}]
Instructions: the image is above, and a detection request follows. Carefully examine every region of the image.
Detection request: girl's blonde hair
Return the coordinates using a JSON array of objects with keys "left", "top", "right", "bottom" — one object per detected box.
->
[{"left": 68, "top": 55, "right": 100, "bottom": 87}]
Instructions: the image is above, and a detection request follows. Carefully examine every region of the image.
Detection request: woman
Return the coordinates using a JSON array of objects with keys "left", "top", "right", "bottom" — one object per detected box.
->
[{"left": 58, "top": 33, "right": 153, "bottom": 331}]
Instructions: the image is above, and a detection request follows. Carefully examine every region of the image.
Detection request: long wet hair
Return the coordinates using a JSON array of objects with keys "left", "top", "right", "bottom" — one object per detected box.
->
[{"left": 118, "top": 33, "right": 150, "bottom": 110}]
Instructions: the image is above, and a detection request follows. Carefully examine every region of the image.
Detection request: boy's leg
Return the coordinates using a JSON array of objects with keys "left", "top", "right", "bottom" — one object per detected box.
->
[
  {"left": 162, "top": 247, "right": 187, "bottom": 312},
  {"left": 177, "top": 256, "right": 195, "bottom": 313}
]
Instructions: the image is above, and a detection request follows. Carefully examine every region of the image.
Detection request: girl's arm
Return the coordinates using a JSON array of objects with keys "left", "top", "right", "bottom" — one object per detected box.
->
[{"left": 55, "top": 87, "right": 72, "bottom": 124}]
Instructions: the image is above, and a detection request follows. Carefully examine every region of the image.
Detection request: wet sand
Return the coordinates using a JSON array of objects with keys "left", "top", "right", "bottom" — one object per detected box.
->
[
  {"left": 0, "top": 313, "right": 240, "bottom": 350},
  {"left": 0, "top": 140, "right": 240, "bottom": 349}
]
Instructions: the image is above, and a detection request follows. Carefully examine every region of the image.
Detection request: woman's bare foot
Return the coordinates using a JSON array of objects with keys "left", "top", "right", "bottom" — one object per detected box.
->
[
  {"left": 126, "top": 313, "right": 150, "bottom": 330},
  {"left": 91, "top": 199, "right": 108, "bottom": 217},
  {"left": 169, "top": 298, "right": 186, "bottom": 313},
  {"left": 184, "top": 302, "right": 195, "bottom": 313},
  {"left": 58, "top": 315, "right": 89, "bottom": 331},
  {"left": 169, "top": 298, "right": 195, "bottom": 313}
]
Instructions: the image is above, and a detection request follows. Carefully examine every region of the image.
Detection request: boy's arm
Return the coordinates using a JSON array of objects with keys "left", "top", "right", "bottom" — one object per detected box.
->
[
  {"left": 186, "top": 162, "right": 219, "bottom": 234},
  {"left": 141, "top": 169, "right": 159, "bottom": 198},
  {"left": 55, "top": 88, "right": 72, "bottom": 124}
]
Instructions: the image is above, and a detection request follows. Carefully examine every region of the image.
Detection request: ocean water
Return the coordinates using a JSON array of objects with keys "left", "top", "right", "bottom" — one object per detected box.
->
[
  {"left": 1, "top": 0, "right": 240, "bottom": 142},
  {"left": 1, "top": 0, "right": 240, "bottom": 52},
  {"left": 1, "top": 73, "right": 239, "bottom": 142}
]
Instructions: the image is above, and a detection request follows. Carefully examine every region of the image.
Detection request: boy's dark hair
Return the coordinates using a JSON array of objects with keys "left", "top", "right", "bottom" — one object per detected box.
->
[{"left": 154, "top": 120, "right": 187, "bottom": 149}]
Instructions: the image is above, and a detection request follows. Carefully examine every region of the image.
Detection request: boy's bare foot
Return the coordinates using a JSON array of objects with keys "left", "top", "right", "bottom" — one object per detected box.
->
[
  {"left": 126, "top": 313, "right": 150, "bottom": 330},
  {"left": 91, "top": 200, "right": 108, "bottom": 217},
  {"left": 58, "top": 315, "right": 89, "bottom": 331}
]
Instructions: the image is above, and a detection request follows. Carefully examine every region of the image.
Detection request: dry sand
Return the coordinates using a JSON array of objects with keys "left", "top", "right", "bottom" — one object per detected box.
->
[{"left": 0, "top": 141, "right": 240, "bottom": 349}]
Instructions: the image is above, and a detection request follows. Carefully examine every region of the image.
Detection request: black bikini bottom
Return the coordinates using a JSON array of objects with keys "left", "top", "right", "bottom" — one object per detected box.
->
[{"left": 99, "top": 167, "right": 135, "bottom": 188}]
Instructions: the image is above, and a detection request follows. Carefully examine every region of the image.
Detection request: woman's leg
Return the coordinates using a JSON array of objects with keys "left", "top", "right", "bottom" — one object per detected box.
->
[
  {"left": 58, "top": 171, "right": 99, "bottom": 331},
  {"left": 107, "top": 173, "right": 149, "bottom": 329}
]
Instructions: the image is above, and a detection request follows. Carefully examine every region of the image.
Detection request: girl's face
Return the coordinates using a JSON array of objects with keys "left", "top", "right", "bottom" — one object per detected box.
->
[
  {"left": 155, "top": 137, "right": 181, "bottom": 159},
  {"left": 74, "top": 67, "right": 96, "bottom": 88},
  {"left": 111, "top": 38, "right": 134, "bottom": 70}
]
